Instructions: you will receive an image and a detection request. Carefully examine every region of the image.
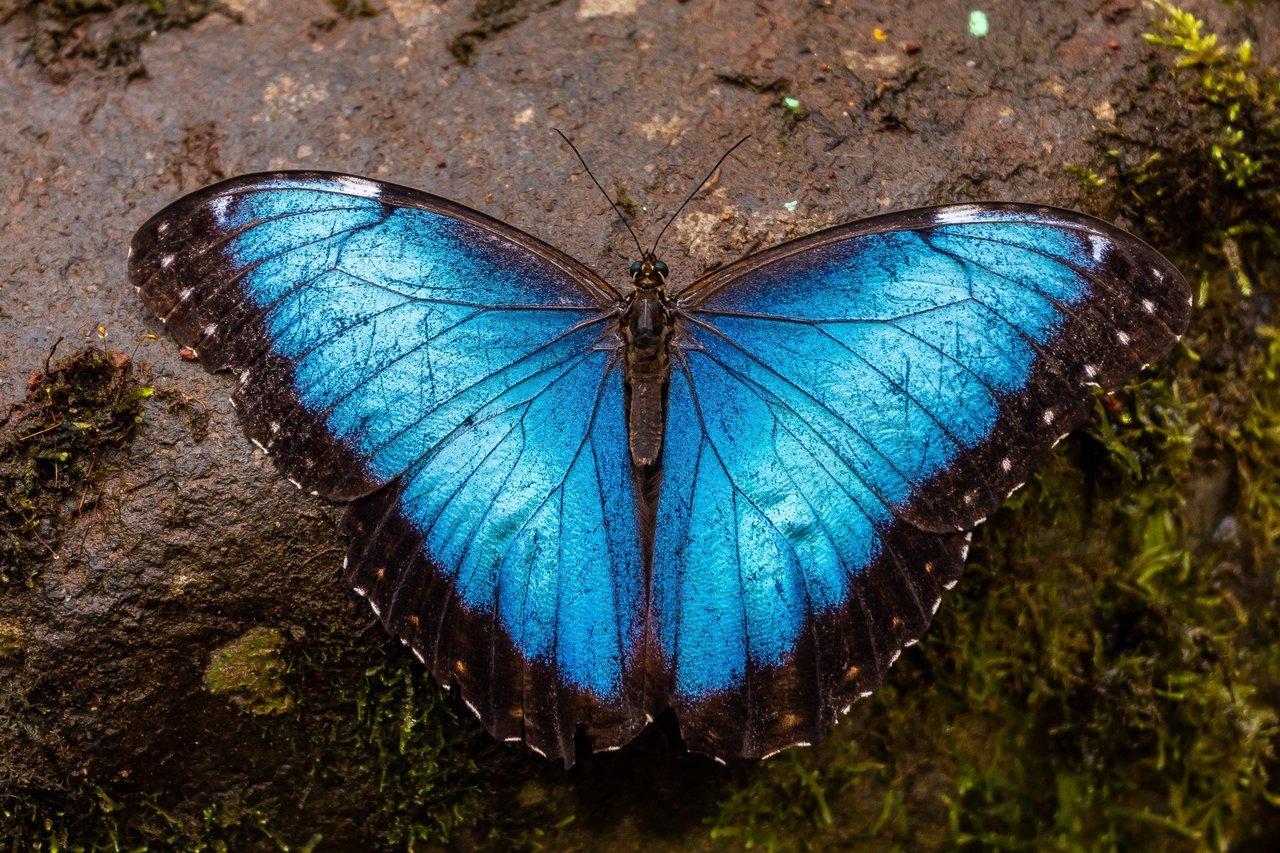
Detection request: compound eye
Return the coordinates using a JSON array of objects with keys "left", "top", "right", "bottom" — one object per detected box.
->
[
  {"left": 629, "top": 260, "right": 642, "bottom": 275},
  {"left": 654, "top": 260, "right": 669, "bottom": 277}
]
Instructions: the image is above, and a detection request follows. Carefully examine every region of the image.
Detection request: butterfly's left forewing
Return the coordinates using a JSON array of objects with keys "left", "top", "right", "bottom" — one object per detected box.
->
[
  {"left": 131, "top": 173, "right": 646, "bottom": 764},
  {"left": 658, "top": 204, "right": 1190, "bottom": 759}
]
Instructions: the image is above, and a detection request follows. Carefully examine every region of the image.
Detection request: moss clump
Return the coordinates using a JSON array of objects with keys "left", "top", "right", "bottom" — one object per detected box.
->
[
  {"left": 1102, "top": 0, "right": 1279, "bottom": 281},
  {"left": 0, "top": 622, "right": 23, "bottom": 662},
  {"left": 0, "top": 345, "right": 151, "bottom": 588},
  {"left": 310, "top": 654, "right": 552, "bottom": 848},
  {"left": 1143, "top": 2, "right": 1276, "bottom": 195},
  {"left": 1237, "top": 325, "right": 1280, "bottom": 544},
  {"left": 614, "top": 185, "right": 640, "bottom": 221},
  {"left": 203, "top": 626, "right": 294, "bottom": 716},
  {"left": 5, "top": 0, "right": 235, "bottom": 83}
]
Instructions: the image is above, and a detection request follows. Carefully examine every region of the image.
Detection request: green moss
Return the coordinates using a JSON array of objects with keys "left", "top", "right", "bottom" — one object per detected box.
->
[
  {"left": 203, "top": 626, "right": 294, "bottom": 716},
  {"left": 0, "top": 622, "right": 23, "bottom": 662},
  {"left": 614, "top": 186, "right": 640, "bottom": 221},
  {"left": 1065, "top": 162, "right": 1107, "bottom": 192},
  {"left": 0, "top": 345, "right": 151, "bottom": 587},
  {"left": 282, "top": 645, "right": 553, "bottom": 848},
  {"left": 1143, "top": 1, "right": 1274, "bottom": 191},
  {"left": 2, "top": 779, "right": 320, "bottom": 851},
  {"left": 309, "top": 653, "right": 552, "bottom": 848},
  {"left": 1102, "top": 1, "right": 1278, "bottom": 267},
  {"left": 1237, "top": 325, "right": 1280, "bottom": 541}
]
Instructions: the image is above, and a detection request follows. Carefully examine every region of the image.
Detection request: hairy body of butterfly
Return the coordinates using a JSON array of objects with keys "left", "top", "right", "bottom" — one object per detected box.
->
[
  {"left": 620, "top": 257, "right": 674, "bottom": 468},
  {"left": 130, "top": 171, "right": 1190, "bottom": 766}
]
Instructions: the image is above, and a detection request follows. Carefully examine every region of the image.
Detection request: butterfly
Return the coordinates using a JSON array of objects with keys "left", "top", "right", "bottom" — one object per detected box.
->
[{"left": 130, "top": 168, "right": 1189, "bottom": 766}]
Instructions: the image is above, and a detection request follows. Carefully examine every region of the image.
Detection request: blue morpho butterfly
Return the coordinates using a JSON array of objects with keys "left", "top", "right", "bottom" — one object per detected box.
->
[{"left": 130, "top": 147, "right": 1190, "bottom": 766}]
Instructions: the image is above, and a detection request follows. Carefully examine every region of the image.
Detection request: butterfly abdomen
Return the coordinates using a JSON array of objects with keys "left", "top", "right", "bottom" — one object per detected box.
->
[{"left": 622, "top": 286, "right": 673, "bottom": 467}]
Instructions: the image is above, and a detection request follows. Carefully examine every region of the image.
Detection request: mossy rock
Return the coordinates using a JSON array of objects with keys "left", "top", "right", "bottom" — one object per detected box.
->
[
  {"left": 0, "top": 345, "right": 151, "bottom": 587},
  {"left": 203, "top": 626, "right": 293, "bottom": 716}
]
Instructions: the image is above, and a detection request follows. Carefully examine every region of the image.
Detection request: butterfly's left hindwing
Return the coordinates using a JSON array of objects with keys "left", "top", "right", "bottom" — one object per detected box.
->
[
  {"left": 130, "top": 173, "right": 646, "bottom": 764},
  {"left": 658, "top": 204, "right": 1190, "bottom": 758},
  {"left": 341, "top": 345, "right": 646, "bottom": 760}
]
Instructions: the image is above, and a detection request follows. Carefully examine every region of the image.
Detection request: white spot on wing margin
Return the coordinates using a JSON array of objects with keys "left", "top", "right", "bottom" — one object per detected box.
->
[
  {"left": 334, "top": 175, "right": 383, "bottom": 199},
  {"left": 931, "top": 205, "right": 989, "bottom": 225},
  {"left": 1087, "top": 233, "right": 1108, "bottom": 262}
]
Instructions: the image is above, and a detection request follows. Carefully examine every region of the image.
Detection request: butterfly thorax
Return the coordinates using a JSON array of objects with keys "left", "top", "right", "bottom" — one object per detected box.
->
[{"left": 622, "top": 256, "right": 673, "bottom": 467}]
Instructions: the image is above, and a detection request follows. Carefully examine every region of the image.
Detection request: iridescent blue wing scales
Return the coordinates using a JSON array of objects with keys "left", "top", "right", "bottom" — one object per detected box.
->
[
  {"left": 658, "top": 204, "right": 1190, "bottom": 758},
  {"left": 130, "top": 173, "right": 644, "bottom": 764}
]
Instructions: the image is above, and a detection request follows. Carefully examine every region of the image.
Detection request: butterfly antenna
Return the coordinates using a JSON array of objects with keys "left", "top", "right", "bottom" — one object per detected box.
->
[
  {"left": 554, "top": 128, "right": 646, "bottom": 260},
  {"left": 649, "top": 134, "right": 751, "bottom": 258}
]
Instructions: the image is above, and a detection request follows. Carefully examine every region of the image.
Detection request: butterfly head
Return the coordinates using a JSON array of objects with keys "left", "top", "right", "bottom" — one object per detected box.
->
[{"left": 629, "top": 255, "right": 669, "bottom": 291}]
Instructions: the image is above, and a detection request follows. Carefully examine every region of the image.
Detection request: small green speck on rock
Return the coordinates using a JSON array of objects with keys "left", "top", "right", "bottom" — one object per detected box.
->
[
  {"left": 968, "top": 9, "right": 989, "bottom": 38},
  {"left": 204, "top": 626, "right": 294, "bottom": 716}
]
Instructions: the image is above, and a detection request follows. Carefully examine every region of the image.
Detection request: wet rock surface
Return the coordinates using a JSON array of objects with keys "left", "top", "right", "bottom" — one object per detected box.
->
[{"left": 2, "top": 0, "right": 1277, "bottom": 849}]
